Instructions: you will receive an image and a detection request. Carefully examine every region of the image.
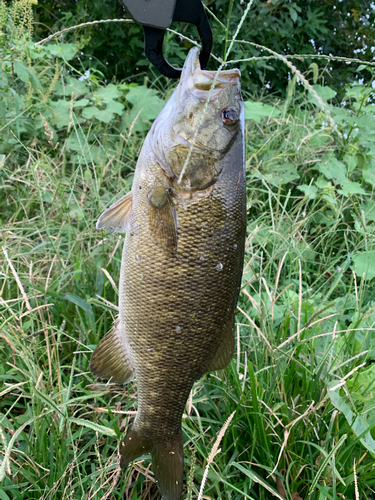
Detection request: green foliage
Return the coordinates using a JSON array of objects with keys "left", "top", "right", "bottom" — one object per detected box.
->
[
  {"left": 33, "top": 0, "right": 375, "bottom": 95},
  {"left": 1, "top": 2, "right": 375, "bottom": 499}
]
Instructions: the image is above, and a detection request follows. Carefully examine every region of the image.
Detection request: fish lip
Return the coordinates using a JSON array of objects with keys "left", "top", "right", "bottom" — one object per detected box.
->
[{"left": 180, "top": 48, "right": 241, "bottom": 99}]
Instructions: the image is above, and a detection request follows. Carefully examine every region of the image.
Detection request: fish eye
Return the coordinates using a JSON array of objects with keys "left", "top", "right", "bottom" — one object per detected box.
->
[{"left": 221, "top": 107, "right": 238, "bottom": 125}]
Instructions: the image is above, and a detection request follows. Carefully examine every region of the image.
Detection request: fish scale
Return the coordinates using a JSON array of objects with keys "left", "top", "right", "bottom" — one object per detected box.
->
[{"left": 90, "top": 47, "right": 246, "bottom": 500}]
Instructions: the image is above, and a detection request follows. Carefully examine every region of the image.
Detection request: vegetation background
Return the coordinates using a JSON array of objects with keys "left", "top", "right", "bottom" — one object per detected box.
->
[{"left": 1, "top": 0, "right": 375, "bottom": 499}]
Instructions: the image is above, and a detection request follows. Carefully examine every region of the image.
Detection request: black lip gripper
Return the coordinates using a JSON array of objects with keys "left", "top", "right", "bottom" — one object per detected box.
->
[{"left": 122, "top": 0, "right": 213, "bottom": 78}]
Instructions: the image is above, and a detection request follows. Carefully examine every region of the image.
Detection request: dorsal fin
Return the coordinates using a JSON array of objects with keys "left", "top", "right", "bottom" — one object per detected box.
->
[{"left": 96, "top": 191, "right": 132, "bottom": 233}]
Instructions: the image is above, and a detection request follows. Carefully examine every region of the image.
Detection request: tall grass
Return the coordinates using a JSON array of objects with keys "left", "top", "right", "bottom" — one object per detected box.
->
[{"left": 1, "top": 1, "right": 375, "bottom": 499}]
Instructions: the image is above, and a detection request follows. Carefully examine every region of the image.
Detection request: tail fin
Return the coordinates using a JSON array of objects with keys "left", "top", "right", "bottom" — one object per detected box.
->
[{"left": 120, "top": 427, "right": 184, "bottom": 500}]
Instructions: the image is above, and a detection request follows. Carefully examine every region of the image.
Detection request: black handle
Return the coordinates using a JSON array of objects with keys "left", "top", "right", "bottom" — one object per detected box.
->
[{"left": 123, "top": 0, "right": 212, "bottom": 78}]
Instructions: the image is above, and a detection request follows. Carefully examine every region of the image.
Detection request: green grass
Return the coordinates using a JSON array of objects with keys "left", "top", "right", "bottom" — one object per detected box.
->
[
  {"left": 1, "top": 99, "right": 375, "bottom": 499},
  {"left": 1, "top": 1, "right": 375, "bottom": 499}
]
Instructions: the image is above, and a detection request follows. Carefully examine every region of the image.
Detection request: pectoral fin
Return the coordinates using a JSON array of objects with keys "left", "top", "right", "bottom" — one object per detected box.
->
[
  {"left": 148, "top": 183, "right": 178, "bottom": 253},
  {"left": 96, "top": 191, "right": 132, "bottom": 233},
  {"left": 90, "top": 320, "right": 133, "bottom": 385}
]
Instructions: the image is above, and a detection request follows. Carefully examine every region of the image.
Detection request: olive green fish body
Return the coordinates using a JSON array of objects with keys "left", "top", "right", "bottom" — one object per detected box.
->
[{"left": 90, "top": 48, "right": 245, "bottom": 500}]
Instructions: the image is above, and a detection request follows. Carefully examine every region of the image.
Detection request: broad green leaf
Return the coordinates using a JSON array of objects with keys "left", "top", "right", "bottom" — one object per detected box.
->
[
  {"left": 260, "top": 161, "right": 299, "bottom": 187},
  {"left": 69, "top": 417, "right": 116, "bottom": 437},
  {"left": 82, "top": 106, "right": 100, "bottom": 120},
  {"left": 343, "top": 154, "right": 357, "bottom": 172},
  {"left": 352, "top": 251, "right": 375, "bottom": 280},
  {"left": 73, "top": 99, "right": 89, "bottom": 107},
  {"left": 46, "top": 43, "right": 78, "bottom": 61},
  {"left": 328, "top": 382, "right": 375, "bottom": 453},
  {"left": 55, "top": 76, "right": 88, "bottom": 97},
  {"left": 288, "top": 6, "right": 298, "bottom": 22},
  {"left": 106, "top": 100, "right": 125, "bottom": 115},
  {"left": 244, "top": 101, "right": 280, "bottom": 123},
  {"left": 82, "top": 103, "right": 123, "bottom": 123},
  {"left": 309, "top": 84, "right": 337, "bottom": 104},
  {"left": 337, "top": 180, "right": 366, "bottom": 197},
  {"left": 344, "top": 84, "right": 368, "bottom": 101},
  {"left": 363, "top": 200, "right": 375, "bottom": 222},
  {"left": 95, "top": 84, "right": 121, "bottom": 103},
  {"left": 65, "top": 131, "right": 88, "bottom": 152},
  {"left": 13, "top": 61, "right": 29, "bottom": 83},
  {"left": 363, "top": 166, "right": 375, "bottom": 185},
  {"left": 124, "top": 85, "right": 164, "bottom": 130},
  {"left": 28, "top": 70, "right": 42, "bottom": 90},
  {"left": 348, "top": 364, "right": 375, "bottom": 394},
  {"left": 329, "top": 106, "right": 353, "bottom": 123},
  {"left": 297, "top": 184, "right": 317, "bottom": 199},
  {"left": 317, "top": 153, "right": 346, "bottom": 184},
  {"left": 50, "top": 99, "right": 71, "bottom": 129},
  {"left": 0, "top": 100, "right": 6, "bottom": 119}
]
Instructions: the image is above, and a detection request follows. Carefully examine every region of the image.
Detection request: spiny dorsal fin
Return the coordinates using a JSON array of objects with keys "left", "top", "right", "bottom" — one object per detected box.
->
[
  {"left": 96, "top": 191, "right": 132, "bottom": 233},
  {"left": 148, "top": 183, "right": 178, "bottom": 253},
  {"left": 90, "top": 320, "right": 133, "bottom": 385}
]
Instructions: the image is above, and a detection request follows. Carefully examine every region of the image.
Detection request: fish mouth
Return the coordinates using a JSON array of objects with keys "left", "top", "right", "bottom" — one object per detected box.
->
[{"left": 180, "top": 47, "right": 241, "bottom": 101}]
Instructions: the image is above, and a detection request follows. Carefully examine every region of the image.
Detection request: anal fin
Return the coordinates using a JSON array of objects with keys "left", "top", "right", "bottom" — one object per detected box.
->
[
  {"left": 207, "top": 317, "right": 235, "bottom": 372},
  {"left": 90, "top": 320, "right": 133, "bottom": 385}
]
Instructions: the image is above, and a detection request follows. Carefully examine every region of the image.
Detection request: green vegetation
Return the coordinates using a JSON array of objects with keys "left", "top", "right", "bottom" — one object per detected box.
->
[
  {"left": 1, "top": 1, "right": 375, "bottom": 499},
  {"left": 33, "top": 0, "right": 375, "bottom": 95}
]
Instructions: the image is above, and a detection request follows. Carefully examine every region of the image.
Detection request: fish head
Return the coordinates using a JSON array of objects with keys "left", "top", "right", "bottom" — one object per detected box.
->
[{"left": 151, "top": 48, "right": 243, "bottom": 192}]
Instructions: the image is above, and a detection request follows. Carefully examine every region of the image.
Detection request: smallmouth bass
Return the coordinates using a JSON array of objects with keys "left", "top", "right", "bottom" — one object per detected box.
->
[{"left": 90, "top": 48, "right": 246, "bottom": 500}]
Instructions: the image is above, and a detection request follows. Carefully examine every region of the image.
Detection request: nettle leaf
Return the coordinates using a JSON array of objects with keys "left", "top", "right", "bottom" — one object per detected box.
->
[
  {"left": 352, "top": 251, "right": 375, "bottom": 280},
  {"left": 13, "top": 61, "right": 29, "bottom": 83},
  {"left": 244, "top": 101, "right": 281, "bottom": 123},
  {"left": 124, "top": 85, "right": 165, "bottom": 130},
  {"left": 317, "top": 153, "right": 347, "bottom": 184},
  {"left": 260, "top": 161, "right": 299, "bottom": 187},
  {"left": 46, "top": 43, "right": 78, "bottom": 61},
  {"left": 337, "top": 180, "right": 366, "bottom": 197}
]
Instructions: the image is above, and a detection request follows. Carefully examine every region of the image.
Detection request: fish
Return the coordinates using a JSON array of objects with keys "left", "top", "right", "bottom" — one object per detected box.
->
[{"left": 90, "top": 47, "right": 246, "bottom": 500}]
